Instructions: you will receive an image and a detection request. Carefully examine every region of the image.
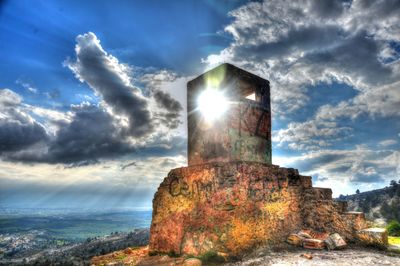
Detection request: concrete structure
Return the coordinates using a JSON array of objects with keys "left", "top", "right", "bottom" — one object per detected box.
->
[
  {"left": 187, "top": 63, "right": 271, "bottom": 165},
  {"left": 149, "top": 64, "right": 367, "bottom": 257}
]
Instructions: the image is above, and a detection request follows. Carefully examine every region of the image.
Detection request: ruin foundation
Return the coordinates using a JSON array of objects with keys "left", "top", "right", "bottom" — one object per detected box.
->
[
  {"left": 149, "top": 161, "right": 367, "bottom": 256},
  {"left": 149, "top": 64, "right": 367, "bottom": 257}
]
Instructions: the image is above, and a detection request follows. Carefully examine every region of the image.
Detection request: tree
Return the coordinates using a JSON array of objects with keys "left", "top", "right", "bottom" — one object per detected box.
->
[
  {"left": 356, "top": 189, "right": 360, "bottom": 194},
  {"left": 390, "top": 180, "right": 398, "bottom": 187},
  {"left": 387, "top": 220, "right": 400, "bottom": 236}
]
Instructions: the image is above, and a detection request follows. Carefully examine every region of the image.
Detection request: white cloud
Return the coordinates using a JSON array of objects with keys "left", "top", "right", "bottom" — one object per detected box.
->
[
  {"left": 204, "top": 0, "right": 400, "bottom": 117},
  {"left": 378, "top": 139, "right": 397, "bottom": 147},
  {"left": 281, "top": 147, "right": 400, "bottom": 196},
  {"left": 16, "top": 78, "right": 38, "bottom": 94},
  {"left": 273, "top": 120, "right": 352, "bottom": 150},
  {"left": 316, "top": 81, "right": 400, "bottom": 121}
]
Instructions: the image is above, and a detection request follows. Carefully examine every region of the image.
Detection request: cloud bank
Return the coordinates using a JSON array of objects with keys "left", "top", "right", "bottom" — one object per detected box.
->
[{"left": 0, "top": 32, "right": 184, "bottom": 165}]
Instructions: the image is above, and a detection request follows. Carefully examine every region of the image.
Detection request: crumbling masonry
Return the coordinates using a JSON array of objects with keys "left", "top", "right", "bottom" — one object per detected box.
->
[{"left": 149, "top": 63, "right": 366, "bottom": 256}]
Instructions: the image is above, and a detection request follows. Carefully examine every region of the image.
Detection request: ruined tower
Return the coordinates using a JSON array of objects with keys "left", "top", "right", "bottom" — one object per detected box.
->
[
  {"left": 187, "top": 63, "right": 271, "bottom": 165},
  {"left": 149, "top": 64, "right": 366, "bottom": 257}
]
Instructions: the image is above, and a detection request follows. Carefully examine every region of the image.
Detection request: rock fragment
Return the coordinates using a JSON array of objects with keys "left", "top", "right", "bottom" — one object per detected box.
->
[
  {"left": 325, "top": 233, "right": 347, "bottom": 250},
  {"left": 300, "top": 253, "right": 313, "bottom": 259},
  {"left": 183, "top": 258, "right": 202, "bottom": 266},
  {"left": 287, "top": 234, "right": 304, "bottom": 246},
  {"left": 303, "top": 239, "right": 325, "bottom": 250}
]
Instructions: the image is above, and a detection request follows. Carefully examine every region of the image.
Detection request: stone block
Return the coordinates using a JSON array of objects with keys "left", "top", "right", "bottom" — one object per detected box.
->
[
  {"left": 287, "top": 234, "right": 304, "bottom": 246},
  {"left": 303, "top": 239, "right": 325, "bottom": 250},
  {"left": 325, "top": 233, "right": 347, "bottom": 250},
  {"left": 356, "top": 228, "right": 388, "bottom": 248}
]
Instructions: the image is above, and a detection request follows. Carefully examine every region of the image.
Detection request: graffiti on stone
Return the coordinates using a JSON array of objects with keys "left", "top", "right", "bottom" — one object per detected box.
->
[
  {"left": 239, "top": 103, "right": 271, "bottom": 140},
  {"left": 169, "top": 175, "right": 215, "bottom": 199},
  {"left": 247, "top": 175, "right": 285, "bottom": 202}
]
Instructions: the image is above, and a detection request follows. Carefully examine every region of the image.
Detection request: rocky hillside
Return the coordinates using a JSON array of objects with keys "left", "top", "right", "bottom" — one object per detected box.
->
[
  {"left": 1, "top": 229, "right": 149, "bottom": 266},
  {"left": 338, "top": 180, "right": 400, "bottom": 225}
]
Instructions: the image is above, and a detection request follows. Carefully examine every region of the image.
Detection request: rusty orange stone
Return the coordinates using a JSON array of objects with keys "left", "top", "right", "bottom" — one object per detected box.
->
[{"left": 149, "top": 64, "right": 367, "bottom": 257}]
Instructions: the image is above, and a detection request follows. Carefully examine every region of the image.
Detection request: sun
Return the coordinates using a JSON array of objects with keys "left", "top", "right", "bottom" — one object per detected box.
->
[{"left": 197, "top": 88, "right": 229, "bottom": 122}]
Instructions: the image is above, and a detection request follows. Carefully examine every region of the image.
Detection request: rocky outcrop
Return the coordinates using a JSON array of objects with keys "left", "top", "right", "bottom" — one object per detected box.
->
[{"left": 149, "top": 161, "right": 366, "bottom": 257}]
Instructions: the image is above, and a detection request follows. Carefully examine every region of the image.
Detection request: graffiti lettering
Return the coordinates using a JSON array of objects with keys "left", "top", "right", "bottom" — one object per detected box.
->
[
  {"left": 168, "top": 176, "right": 215, "bottom": 199},
  {"left": 248, "top": 176, "right": 284, "bottom": 202}
]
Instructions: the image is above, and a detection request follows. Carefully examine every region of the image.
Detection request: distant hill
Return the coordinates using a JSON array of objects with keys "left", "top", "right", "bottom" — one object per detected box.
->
[{"left": 337, "top": 180, "right": 400, "bottom": 225}]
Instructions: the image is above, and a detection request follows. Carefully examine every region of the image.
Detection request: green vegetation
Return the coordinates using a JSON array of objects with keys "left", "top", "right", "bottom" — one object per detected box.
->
[
  {"left": 115, "top": 253, "right": 127, "bottom": 260},
  {"left": 167, "top": 251, "right": 180, "bottom": 258},
  {"left": 387, "top": 220, "right": 400, "bottom": 236},
  {"left": 0, "top": 210, "right": 151, "bottom": 264},
  {"left": 185, "top": 251, "right": 226, "bottom": 265},
  {"left": 343, "top": 179, "right": 400, "bottom": 222},
  {"left": 389, "top": 236, "right": 400, "bottom": 245}
]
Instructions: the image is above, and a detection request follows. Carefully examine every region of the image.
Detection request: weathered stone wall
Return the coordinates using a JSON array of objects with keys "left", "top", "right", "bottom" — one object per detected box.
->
[
  {"left": 302, "top": 188, "right": 366, "bottom": 241},
  {"left": 149, "top": 162, "right": 366, "bottom": 257}
]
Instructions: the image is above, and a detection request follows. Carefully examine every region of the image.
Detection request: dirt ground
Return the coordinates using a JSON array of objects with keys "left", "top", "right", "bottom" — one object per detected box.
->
[
  {"left": 91, "top": 245, "right": 400, "bottom": 266},
  {"left": 226, "top": 246, "right": 400, "bottom": 266}
]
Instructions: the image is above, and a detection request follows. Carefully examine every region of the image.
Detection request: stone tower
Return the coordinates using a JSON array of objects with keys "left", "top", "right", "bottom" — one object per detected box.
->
[
  {"left": 149, "top": 64, "right": 366, "bottom": 257},
  {"left": 187, "top": 63, "right": 271, "bottom": 165}
]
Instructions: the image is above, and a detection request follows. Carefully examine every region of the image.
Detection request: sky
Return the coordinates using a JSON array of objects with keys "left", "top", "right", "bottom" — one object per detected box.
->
[{"left": 0, "top": 0, "right": 399, "bottom": 210}]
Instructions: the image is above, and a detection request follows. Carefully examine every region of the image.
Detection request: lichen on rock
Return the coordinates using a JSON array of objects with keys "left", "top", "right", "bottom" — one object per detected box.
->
[{"left": 149, "top": 162, "right": 366, "bottom": 257}]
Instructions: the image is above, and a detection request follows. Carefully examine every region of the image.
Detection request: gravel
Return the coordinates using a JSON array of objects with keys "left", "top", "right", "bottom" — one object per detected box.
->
[{"left": 226, "top": 246, "right": 400, "bottom": 266}]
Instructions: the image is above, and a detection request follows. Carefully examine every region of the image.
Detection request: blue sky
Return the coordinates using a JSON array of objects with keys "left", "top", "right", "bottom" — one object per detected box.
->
[{"left": 0, "top": 0, "right": 399, "bottom": 209}]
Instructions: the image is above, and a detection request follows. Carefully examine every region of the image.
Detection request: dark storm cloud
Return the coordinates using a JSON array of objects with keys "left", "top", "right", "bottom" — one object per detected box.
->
[
  {"left": 46, "top": 104, "right": 133, "bottom": 163},
  {"left": 310, "top": 0, "right": 346, "bottom": 18},
  {"left": 153, "top": 89, "right": 183, "bottom": 129},
  {"left": 300, "top": 31, "right": 393, "bottom": 86},
  {"left": 351, "top": 173, "right": 385, "bottom": 183},
  {"left": 0, "top": 89, "right": 48, "bottom": 153},
  {"left": 153, "top": 89, "right": 182, "bottom": 113},
  {"left": 139, "top": 70, "right": 184, "bottom": 130},
  {"left": 5, "top": 103, "right": 134, "bottom": 164},
  {"left": 0, "top": 32, "right": 185, "bottom": 165},
  {"left": 66, "top": 32, "right": 153, "bottom": 137},
  {"left": 0, "top": 121, "right": 47, "bottom": 152}
]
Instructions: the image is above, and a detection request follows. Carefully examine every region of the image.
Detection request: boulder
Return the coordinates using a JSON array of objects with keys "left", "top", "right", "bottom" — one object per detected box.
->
[{"left": 357, "top": 228, "right": 388, "bottom": 248}]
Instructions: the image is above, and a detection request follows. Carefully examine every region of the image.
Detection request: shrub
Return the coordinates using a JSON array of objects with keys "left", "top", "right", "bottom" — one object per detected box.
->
[
  {"left": 199, "top": 251, "right": 226, "bottom": 264},
  {"left": 387, "top": 220, "right": 400, "bottom": 236}
]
